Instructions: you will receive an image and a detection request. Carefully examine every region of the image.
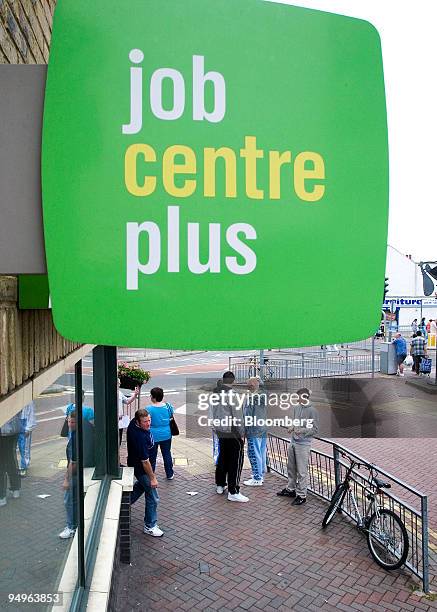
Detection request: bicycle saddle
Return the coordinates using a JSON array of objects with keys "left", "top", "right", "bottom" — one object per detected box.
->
[{"left": 373, "top": 477, "right": 391, "bottom": 489}]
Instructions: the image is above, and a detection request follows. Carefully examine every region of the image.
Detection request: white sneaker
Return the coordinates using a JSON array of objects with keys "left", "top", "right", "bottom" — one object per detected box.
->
[
  {"left": 216, "top": 485, "right": 226, "bottom": 494},
  {"left": 59, "top": 526, "right": 76, "bottom": 539},
  {"left": 243, "top": 478, "right": 263, "bottom": 487},
  {"left": 0, "top": 497, "right": 6, "bottom": 507},
  {"left": 399, "top": 372, "right": 405, "bottom": 377},
  {"left": 144, "top": 525, "right": 164, "bottom": 537},
  {"left": 228, "top": 492, "right": 249, "bottom": 503},
  {"left": 9, "top": 490, "right": 20, "bottom": 499}
]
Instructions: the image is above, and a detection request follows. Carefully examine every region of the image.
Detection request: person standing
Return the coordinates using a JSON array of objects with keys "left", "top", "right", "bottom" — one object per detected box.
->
[
  {"left": 118, "top": 379, "right": 139, "bottom": 446},
  {"left": 147, "top": 387, "right": 175, "bottom": 480},
  {"left": 430, "top": 319, "right": 437, "bottom": 336},
  {"left": 411, "top": 330, "right": 428, "bottom": 375},
  {"left": 277, "top": 388, "right": 319, "bottom": 506},
  {"left": 59, "top": 412, "right": 77, "bottom": 539},
  {"left": 392, "top": 333, "right": 407, "bottom": 377},
  {"left": 243, "top": 377, "right": 267, "bottom": 487},
  {"left": 0, "top": 412, "right": 21, "bottom": 507},
  {"left": 411, "top": 319, "right": 418, "bottom": 334},
  {"left": 214, "top": 371, "right": 248, "bottom": 502},
  {"left": 127, "top": 408, "right": 163, "bottom": 537},
  {"left": 17, "top": 402, "right": 37, "bottom": 477}
]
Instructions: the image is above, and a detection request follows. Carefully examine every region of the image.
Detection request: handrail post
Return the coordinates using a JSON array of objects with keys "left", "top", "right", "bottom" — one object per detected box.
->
[{"left": 421, "top": 495, "right": 430, "bottom": 593}]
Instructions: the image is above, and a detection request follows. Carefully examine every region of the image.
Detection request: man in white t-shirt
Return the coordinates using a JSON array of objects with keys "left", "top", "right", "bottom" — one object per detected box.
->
[{"left": 118, "top": 380, "right": 139, "bottom": 446}]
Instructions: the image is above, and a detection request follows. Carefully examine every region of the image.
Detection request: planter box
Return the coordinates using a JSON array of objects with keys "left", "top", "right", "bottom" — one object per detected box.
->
[{"left": 119, "top": 376, "right": 141, "bottom": 391}]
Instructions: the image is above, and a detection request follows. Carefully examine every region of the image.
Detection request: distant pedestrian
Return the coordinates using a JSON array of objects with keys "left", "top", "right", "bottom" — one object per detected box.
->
[
  {"left": 17, "top": 402, "right": 37, "bottom": 476},
  {"left": 147, "top": 387, "right": 175, "bottom": 480},
  {"left": 127, "top": 408, "right": 163, "bottom": 537},
  {"left": 243, "top": 377, "right": 267, "bottom": 487},
  {"left": 277, "top": 388, "right": 319, "bottom": 506},
  {"left": 213, "top": 371, "right": 248, "bottom": 502},
  {"left": 426, "top": 320, "right": 432, "bottom": 334},
  {"left": 410, "top": 331, "right": 428, "bottom": 375},
  {"left": 411, "top": 319, "right": 418, "bottom": 334},
  {"left": 431, "top": 319, "right": 437, "bottom": 336},
  {"left": 420, "top": 317, "right": 427, "bottom": 341},
  {"left": 392, "top": 333, "right": 407, "bottom": 377},
  {"left": 118, "top": 379, "right": 139, "bottom": 446}
]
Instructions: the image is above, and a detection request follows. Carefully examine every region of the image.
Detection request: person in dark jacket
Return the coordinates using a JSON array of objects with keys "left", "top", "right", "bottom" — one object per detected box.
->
[{"left": 213, "top": 372, "right": 248, "bottom": 503}]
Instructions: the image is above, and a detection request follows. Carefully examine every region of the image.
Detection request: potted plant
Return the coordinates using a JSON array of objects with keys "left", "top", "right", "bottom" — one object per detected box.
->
[{"left": 118, "top": 362, "right": 151, "bottom": 390}]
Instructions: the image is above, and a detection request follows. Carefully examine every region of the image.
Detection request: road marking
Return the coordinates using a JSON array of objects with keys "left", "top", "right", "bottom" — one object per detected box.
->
[
  {"left": 174, "top": 404, "right": 187, "bottom": 414},
  {"left": 36, "top": 406, "right": 67, "bottom": 417},
  {"left": 37, "top": 414, "right": 66, "bottom": 423},
  {"left": 166, "top": 369, "right": 224, "bottom": 375}
]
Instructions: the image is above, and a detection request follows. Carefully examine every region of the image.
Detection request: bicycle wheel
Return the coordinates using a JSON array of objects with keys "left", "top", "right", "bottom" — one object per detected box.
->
[
  {"left": 322, "top": 484, "right": 347, "bottom": 528},
  {"left": 367, "top": 508, "right": 409, "bottom": 570}
]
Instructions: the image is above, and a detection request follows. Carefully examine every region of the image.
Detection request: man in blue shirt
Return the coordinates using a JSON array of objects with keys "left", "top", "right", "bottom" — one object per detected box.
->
[
  {"left": 127, "top": 408, "right": 163, "bottom": 537},
  {"left": 392, "top": 332, "right": 407, "bottom": 377}
]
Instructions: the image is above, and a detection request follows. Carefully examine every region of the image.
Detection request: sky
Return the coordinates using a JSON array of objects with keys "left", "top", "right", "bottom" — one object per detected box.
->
[{"left": 267, "top": 0, "right": 437, "bottom": 262}]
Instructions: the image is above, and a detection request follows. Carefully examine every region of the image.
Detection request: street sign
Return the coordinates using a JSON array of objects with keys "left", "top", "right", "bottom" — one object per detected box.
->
[{"left": 42, "top": 0, "right": 389, "bottom": 349}]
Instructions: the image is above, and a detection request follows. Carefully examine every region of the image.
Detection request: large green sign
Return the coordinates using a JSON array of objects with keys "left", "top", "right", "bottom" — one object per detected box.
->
[{"left": 42, "top": 0, "right": 388, "bottom": 349}]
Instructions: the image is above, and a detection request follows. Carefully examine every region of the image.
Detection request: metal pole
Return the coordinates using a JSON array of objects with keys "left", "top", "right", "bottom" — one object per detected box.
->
[
  {"left": 75, "top": 360, "right": 86, "bottom": 588},
  {"left": 371, "top": 334, "right": 375, "bottom": 379},
  {"left": 333, "top": 444, "right": 341, "bottom": 489},
  {"left": 259, "top": 349, "right": 265, "bottom": 383},
  {"left": 421, "top": 495, "right": 430, "bottom": 593}
]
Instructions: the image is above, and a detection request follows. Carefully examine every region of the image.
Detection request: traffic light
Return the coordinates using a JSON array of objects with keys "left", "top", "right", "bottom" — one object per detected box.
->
[{"left": 383, "top": 277, "right": 389, "bottom": 302}]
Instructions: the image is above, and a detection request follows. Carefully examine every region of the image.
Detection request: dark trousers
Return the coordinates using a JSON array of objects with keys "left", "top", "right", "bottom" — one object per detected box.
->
[
  {"left": 215, "top": 437, "right": 244, "bottom": 494},
  {"left": 149, "top": 438, "right": 174, "bottom": 479},
  {"left": 413, "top": 355, "right": 422, "bottom": 374},
  {"left": 0, "top": 435, "right": 20, "bottom": 498}
]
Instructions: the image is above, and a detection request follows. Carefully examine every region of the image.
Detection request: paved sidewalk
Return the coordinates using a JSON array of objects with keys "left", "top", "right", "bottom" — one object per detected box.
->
[{"left": 113, "top": 451, "right": 437, "bottom": 611}]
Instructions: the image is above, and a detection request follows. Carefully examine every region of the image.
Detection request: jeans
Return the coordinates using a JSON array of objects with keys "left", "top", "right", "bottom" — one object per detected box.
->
[
  {"left": 247, "top": 435, "right": 267, "bottom": 480},
  {"left": 131, "top": 473, "right": 159, "bottom": 529},
  {"left": 149, "top": 438, "right": 174, "bottom": 478},
  {"left": 64, "top": 482, "right": 77, "bottom": 530},
  {"left": 17, "top": 428, "right": 32, "bottom": 470},
  {"left": 0, "top": 435, "right": 20, "bottom": 498}
]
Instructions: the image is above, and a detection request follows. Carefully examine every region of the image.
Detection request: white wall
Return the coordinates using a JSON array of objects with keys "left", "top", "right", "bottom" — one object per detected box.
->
[{"left": 385, "top": 246, "right": 437, "bottom": 326}]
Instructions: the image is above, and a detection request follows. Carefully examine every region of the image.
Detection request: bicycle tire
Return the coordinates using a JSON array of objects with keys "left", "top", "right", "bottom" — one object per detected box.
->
[
  {"left": 367, "top": 508, "right": 409, "bottom": 570},
  {"left": 322, "top": 485, "right": 347, "bottom": 528}
]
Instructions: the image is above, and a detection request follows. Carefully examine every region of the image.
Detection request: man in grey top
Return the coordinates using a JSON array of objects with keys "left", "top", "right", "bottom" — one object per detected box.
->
[{"left": 277, "top": 387, "right": 319, "bottom": 506}]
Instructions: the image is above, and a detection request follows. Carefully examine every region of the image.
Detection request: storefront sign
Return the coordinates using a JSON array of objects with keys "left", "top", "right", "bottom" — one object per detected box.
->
[{"left": 42, "top": 0, "right": 388, "bottom": 348}]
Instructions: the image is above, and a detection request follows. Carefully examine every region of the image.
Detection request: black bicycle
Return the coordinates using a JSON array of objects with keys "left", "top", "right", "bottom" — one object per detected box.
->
[{"left": 322, "top": 452, "right": 409, "bottom": 570}]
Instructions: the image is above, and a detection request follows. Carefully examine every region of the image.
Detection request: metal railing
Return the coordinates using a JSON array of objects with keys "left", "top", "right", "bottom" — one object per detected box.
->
[
  {"left": 267, "top": 434, "right": 430, "bottom": 592},
  {"left": 229, "top": 352, "right": 380, "bottom": 382}
]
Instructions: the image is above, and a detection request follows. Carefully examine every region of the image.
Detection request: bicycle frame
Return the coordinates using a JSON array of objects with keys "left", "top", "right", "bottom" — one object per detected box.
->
[{"left": 339, "top": 458, "right": 382, "bottom": 530}]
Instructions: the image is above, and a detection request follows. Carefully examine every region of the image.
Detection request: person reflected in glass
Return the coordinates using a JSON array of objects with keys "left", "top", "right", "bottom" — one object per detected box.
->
[
  {"left": 0, "top": 412, "right": 21, "bottom": 507},
  {"left": 65, "top": 391, "right": 95, "bottom": 468},
  {"left": 59, "top": 412, "right": 77, "bottom": 539},
  {"left": 118, "top": 379, "right": 140, "bottom": 447},
  {"left": 17, "top": 402, "right": 37, "bottom": 477}
]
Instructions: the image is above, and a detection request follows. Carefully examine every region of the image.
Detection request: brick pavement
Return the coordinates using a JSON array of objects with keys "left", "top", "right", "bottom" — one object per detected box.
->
[{"left": 112, "top": 463, "right": 437, "bottom": 612}]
